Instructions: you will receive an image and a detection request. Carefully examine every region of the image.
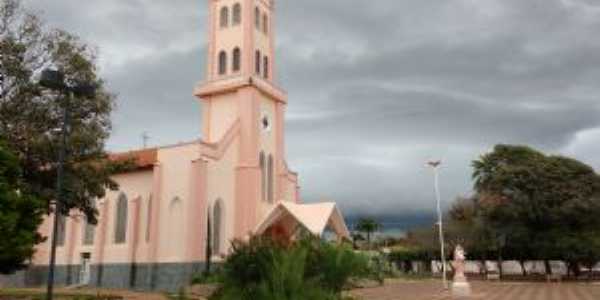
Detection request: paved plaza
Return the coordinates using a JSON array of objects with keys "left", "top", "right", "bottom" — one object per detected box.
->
[{"left": 350, "top": 280, "right": 600, "bottom": 300}]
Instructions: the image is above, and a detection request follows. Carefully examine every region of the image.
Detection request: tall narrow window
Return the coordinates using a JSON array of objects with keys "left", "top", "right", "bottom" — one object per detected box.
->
[
  {"left": 56, "top": 213, "right": 67, "bottom": 247},
  {"left": 263, "top": 56, "right": 269, "bottom": 79},
  {"left": 83, "top": 217, "right": 95, "bottom": 245},
  {"left": 267, "top": 155, "right": 274, "bottom": 203},
  {"left": 146, "top": 194, "right": 152, "bottom": 243},
  {"left": 259, "top": 152, "right": 266, "bottom": 201},
  {"left": 232, "top": 48, "right": 241, "bottom": 72},
  {"left": 220, "top": 6, "right": 229, "bottom": 28},
  {"left": 255, "top": 7, "right": 260, "bottom": 29},
  {"left": 255, "top": 50, "right": 261, "bottom": 75},
  {"left": 263, "top": 13, "right": 268, "bottom": 34},
  {"left": 218, "top": 51, "right": 228, "bottom": 75},
  {"left": 213, "top": 199, "right": 223, "bottom": 255},
  {"left": 114, "top": 193, "right": 128, "bottom": 244},
  {"left": 233, "top": 3, "right": 242, "bottom": 25},
  {"left": 82, "top": 201, "right": 96, "bottom": 245}
]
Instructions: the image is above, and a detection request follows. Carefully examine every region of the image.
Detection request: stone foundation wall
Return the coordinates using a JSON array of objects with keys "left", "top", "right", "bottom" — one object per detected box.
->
[{"left": 0, "top": 262, "right": 207, "bottom": 292}]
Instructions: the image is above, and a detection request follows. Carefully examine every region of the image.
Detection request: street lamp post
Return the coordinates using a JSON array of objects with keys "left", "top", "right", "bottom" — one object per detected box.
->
[
  {"left": 40, "top": 69, "right": 96, "bottom": 300},
  {"left": 427, "top": 160, "right": 448, "bottom": 290}
]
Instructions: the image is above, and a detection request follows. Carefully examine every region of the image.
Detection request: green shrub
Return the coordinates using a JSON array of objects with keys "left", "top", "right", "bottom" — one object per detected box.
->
[
  {"left": 211, "top": 236, "right": 372, "bottom": 300},
  {"left": 303, "top": 239, "right": 372, "bottom": 293}
]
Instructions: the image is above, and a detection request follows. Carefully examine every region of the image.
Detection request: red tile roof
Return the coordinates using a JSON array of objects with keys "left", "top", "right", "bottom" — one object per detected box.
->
[{"left": 110, "top": 148, "right": 158, "bottom": 170}]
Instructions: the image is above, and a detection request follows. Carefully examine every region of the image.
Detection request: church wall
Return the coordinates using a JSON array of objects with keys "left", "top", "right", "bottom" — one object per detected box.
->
[
  {"left": 205, "top": 93, "right": 239, "bottom": 142},
  {"left": 258, "top": 95, "right": 279, "bottom": 217},
  {"left": 155, "top": 143, "right": 200, "bottom": 263},
  {"left": 206, "top": 136, "right": 239, "bottom": 255},
  {"left": 99, "top": 170, "right": 154, "bottom": 265}
]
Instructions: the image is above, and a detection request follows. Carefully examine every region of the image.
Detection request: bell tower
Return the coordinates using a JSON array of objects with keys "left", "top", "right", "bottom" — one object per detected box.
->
[
  {"left": 195, "top": 0, "right": 289, "bottom": 238},
  {"left": 204, "top": 0, "right": 275, "bottom": 85}
]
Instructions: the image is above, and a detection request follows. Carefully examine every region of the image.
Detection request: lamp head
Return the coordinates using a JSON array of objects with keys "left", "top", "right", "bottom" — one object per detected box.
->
[
  {"left": 39, "top": 69, "right": 65, "bottom": 90},
  {"left": 71, "top": 83, "right": 96, "bottom": 98}
]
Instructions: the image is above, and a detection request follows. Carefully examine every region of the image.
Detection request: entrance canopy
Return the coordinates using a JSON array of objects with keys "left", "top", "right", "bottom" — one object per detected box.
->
[{"left": 254, "top": 202, "right": 350, "bottom": 240}]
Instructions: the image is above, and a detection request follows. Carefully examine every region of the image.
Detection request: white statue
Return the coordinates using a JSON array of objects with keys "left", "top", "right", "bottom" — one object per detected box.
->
[{"left": 451, "top": 245, "right": 471, "bottom": 298}]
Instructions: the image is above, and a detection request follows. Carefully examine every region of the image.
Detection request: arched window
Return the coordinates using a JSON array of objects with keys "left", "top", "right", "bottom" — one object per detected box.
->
[
  {"left": 259, "top": 152, "right": 266, "bottom": 201},
  {"left": 82, "top": 200, "right": 96, "bottom": 245},
  {"left": 169, "top": 197, "right": 184, "bottom": 256},
  {"left": 263, "top": 13, "right": 268, "bottom": 34},
  {"left": 145, "top": 194, "right": 152, "bottom": 243},
  {"left": 56, "top": 213, "right": 67, "bottom": 247},
  {"left": 114, "top": 193, "right": 128, "bottom": 244},
  {"left": 267, "top": 155, "right": 274, "bottom": 203},
  {"left": 263, "top": 56, "right": 269, "bottom": 79},
  {"left": 218, "top": 51, "right": 227, "bottom": 75},
  {"left": 255, "top": 7, "right": 260, "bottom": 29},
  {"left": 255, "top": 50, "right": 261, "bottom": 75},
  {"left": 220, "top": 6, "right": 229, "bottom": 28},
  {"left": 233, "top": 3, "right": 242, "bottom": 25},
  {"left": 213, "top": 199, "right": 223, "bottom": 254},
  {"left": 232, "top": 48, "right": 241, "bottom": 72}
]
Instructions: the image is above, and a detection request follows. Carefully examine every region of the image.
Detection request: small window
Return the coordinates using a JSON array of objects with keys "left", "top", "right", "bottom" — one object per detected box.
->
[
  {"left": 255, "top": 50, "right": 261, "bottom": 75},
  {"left": 220, "top": 6, "right": 229, "bottom": 28},
  {"left": 263, "top": 56, "right": 269, "bottom": 79},
  {"left": 263, "top": 13, "right": 268, "bottom": 34},
  {"left": 232, "top": 48, "right": 241, "bottom": 72},
  {"left": 255, "top": 7, "right": 260, "bottom": 29},
  {"left": 114, "top": 193, "right": 128, "bottom": 244},
  {"left": 219, "top": 51, "right": 228, "bottom": 75},
  {"left": 233, "top": 3, "right": 242, "bottom": 25}
]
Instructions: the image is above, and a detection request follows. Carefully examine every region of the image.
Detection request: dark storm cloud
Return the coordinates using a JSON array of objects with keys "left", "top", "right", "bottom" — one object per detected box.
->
[{"left": 25, "top": 0, "right": 600, "bottom": 219}]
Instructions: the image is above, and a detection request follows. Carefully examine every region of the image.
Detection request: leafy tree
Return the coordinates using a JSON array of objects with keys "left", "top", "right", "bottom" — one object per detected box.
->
[
  {"left": 0, "top": 141, "right": 44, "bottom": 274},
  {"left": 355, "top": 218, "right": 381, "bottom": 249},
  {"left": 0, "top": 0, "right": 124, "bottom": 223},
  {"left": 472, "top": 144, "right": 600, "bottom": 275}
]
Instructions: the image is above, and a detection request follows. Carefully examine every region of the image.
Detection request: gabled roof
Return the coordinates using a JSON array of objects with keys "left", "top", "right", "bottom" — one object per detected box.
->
[{"left": 255, "top": 202, "right": 350, "bottom": 238}]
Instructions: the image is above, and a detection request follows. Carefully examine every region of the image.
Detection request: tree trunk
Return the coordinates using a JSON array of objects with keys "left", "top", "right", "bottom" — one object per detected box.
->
[
  {"left": 544, "top": 260, "right": 552, "bottom": 275},
  {"left": 497, "top": 258, "right": 504, "bottom": 280},
  {"left": 519, "top": 260, "right": 528, "bottom": 277},
  {"left": 480, "top": 259, "right": 488, "bottom": 276}
]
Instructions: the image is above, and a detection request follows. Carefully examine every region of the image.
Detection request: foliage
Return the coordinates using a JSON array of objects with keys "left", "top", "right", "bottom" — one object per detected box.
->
[
  {"left": 0, "top": 0, "right": 125, "bottom": 224},
  {"left": 0, "top": 141, "right": 44, "bottom": 274},
  {"left": 354, "top": 218, "right": 382, "bottom": 249},
  {"left": 301, "top": 238, "right": 373, "bottom": 293},
  {"left": 472, "top": 145, "right": 600, "bottom": 273},
  {"left": 211, "top": 236, "right": 374, "bottom": 300}
]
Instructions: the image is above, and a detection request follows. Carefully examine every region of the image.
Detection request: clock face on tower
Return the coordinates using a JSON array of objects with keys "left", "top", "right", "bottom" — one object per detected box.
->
[{"left": 261, "top": 111, "right": 271, "bottom": 132}]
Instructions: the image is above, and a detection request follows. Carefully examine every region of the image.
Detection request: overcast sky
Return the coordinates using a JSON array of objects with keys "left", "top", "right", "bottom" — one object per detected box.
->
[{"left": 25, "top": 0, "right": 600, "bottom": 219}]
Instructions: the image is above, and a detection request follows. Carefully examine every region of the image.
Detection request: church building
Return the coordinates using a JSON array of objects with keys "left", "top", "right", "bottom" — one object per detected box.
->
[{"left": 1, "top": 0, "right": 349, "bottom": 292}]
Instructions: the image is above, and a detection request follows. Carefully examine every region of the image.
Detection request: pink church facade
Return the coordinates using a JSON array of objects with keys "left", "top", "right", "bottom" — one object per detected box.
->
[{"left": 1, "top": 0, "right": 348, "bottom": 292}]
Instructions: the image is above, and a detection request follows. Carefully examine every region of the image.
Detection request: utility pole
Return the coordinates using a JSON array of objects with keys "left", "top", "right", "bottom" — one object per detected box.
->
[
  {"left": 40, "top": 69, "right": 96, "bottom": 300},
  {"left": 427, "top": 160, "right": 448, "bottom": 290}
]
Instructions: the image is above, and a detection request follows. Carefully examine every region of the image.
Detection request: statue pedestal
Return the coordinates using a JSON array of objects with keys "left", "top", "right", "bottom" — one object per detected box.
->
[{"left": 452, "top": 277, "right": 472, "bottom": 298}]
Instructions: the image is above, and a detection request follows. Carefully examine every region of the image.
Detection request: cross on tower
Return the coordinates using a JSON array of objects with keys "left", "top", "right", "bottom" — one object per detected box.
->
[{"left": 142, "top": 131, "right": 150, "bottom": 149}]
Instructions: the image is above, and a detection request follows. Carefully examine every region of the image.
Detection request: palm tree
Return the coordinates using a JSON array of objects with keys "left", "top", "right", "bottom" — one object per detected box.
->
[{"left": 355, "top": 218, "right": 382, "bottom": 250}]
